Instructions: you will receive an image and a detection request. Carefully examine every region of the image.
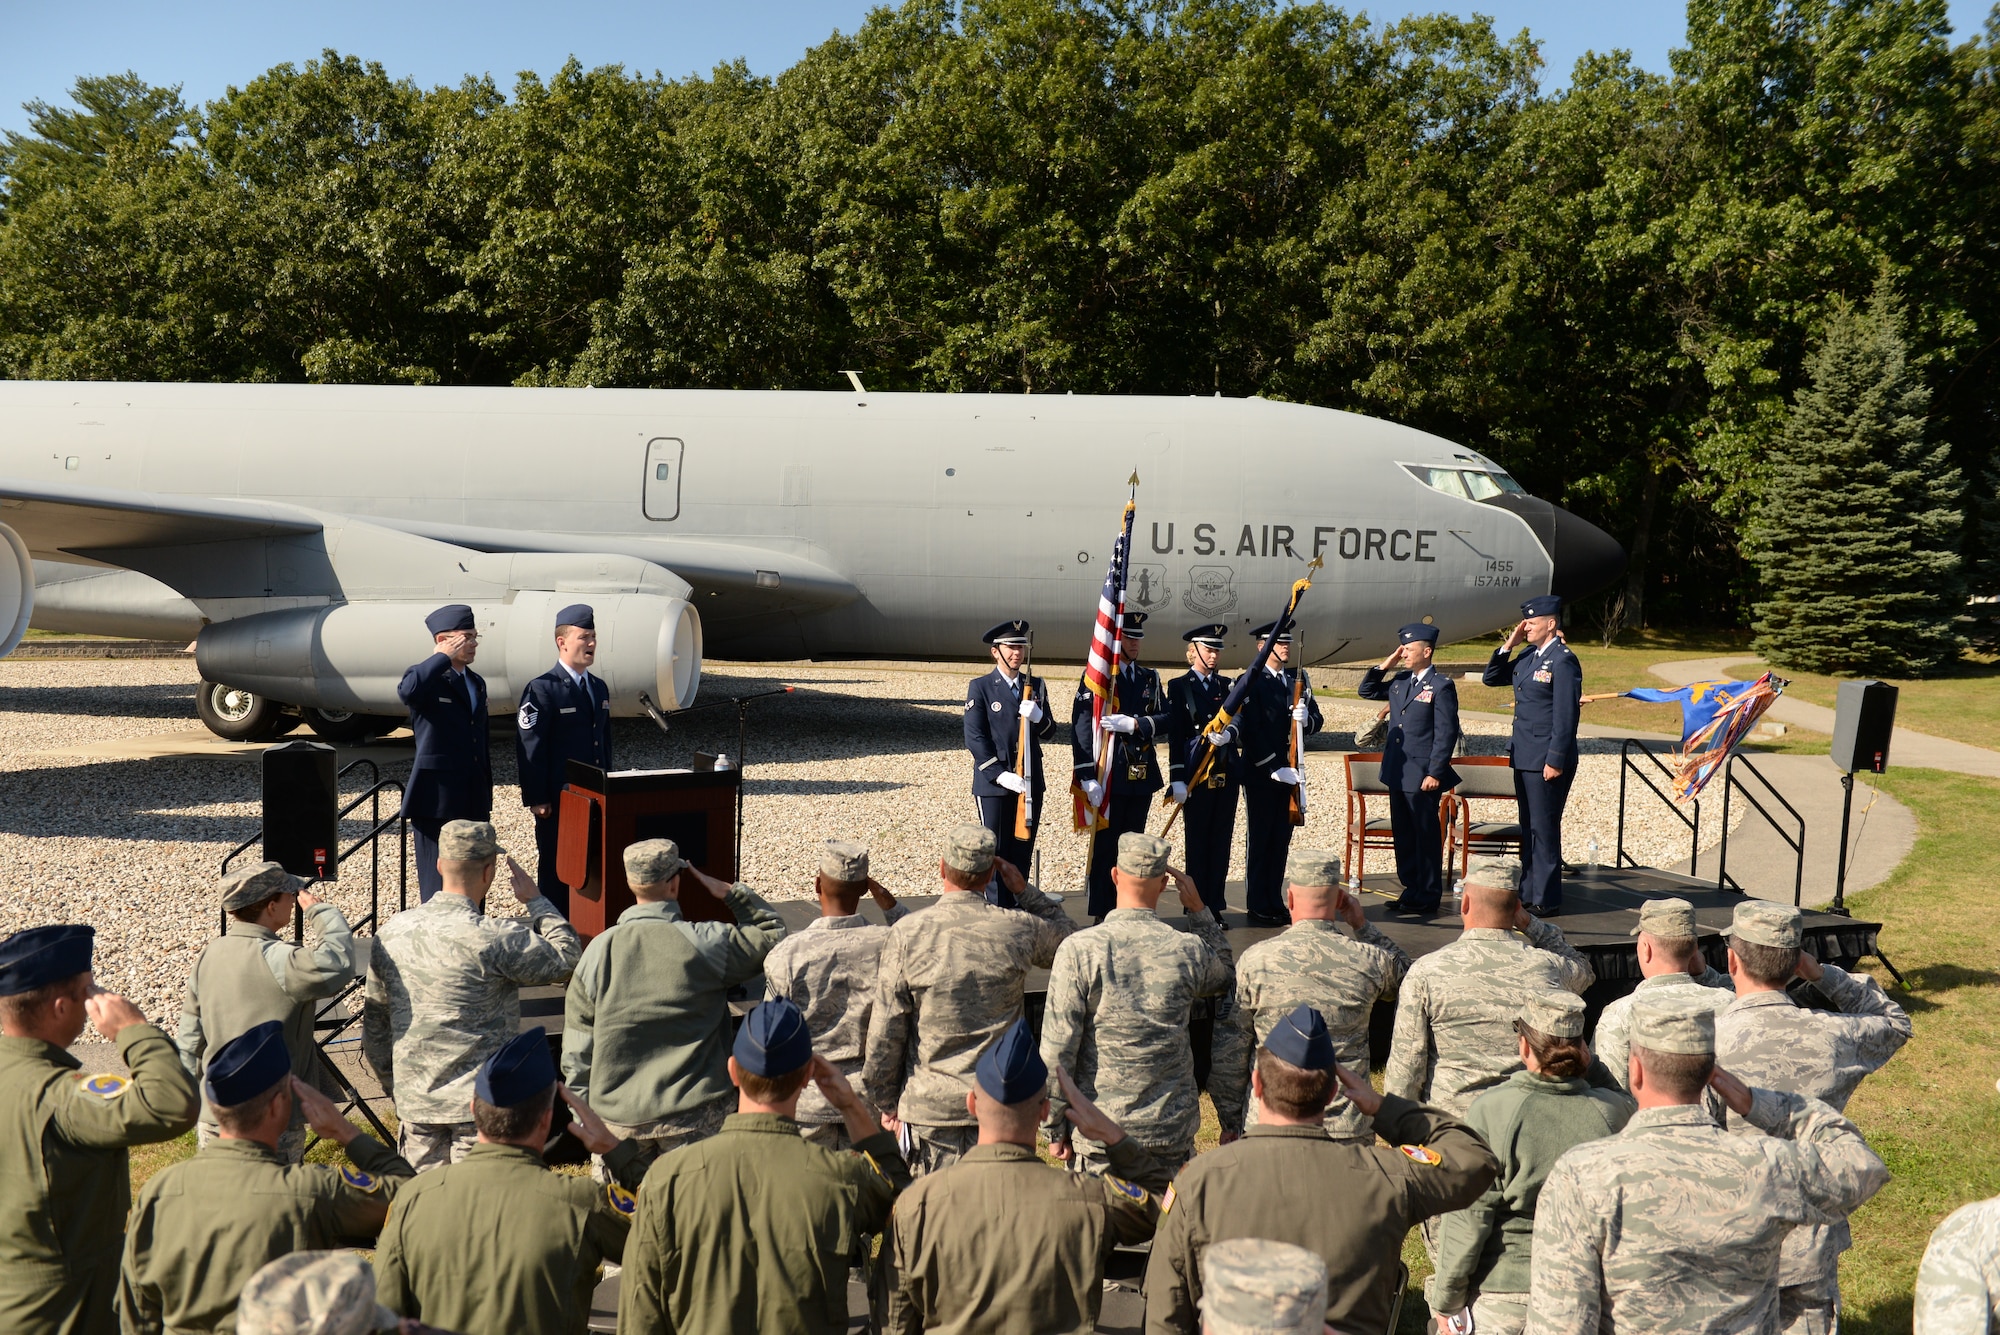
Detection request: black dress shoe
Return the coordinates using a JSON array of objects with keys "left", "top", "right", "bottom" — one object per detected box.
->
[
  {"left": 1524, "top": 902, "right": 1562, "bottom": 918},
  {"left": 1388, "top": 899, "right": 1439, "bottom": 916},
  {"left": 1245, "top": 912, "right": 1290, "bottom": 928}
]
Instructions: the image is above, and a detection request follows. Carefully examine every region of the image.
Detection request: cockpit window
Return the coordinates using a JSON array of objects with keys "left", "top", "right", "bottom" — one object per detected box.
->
[{"left": 1405, "top": 463, "right": 1526, "bottom": 499}]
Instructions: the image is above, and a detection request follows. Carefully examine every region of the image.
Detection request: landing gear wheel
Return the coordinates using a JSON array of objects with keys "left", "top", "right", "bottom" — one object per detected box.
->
[
  {"left": 306, "top": 707, "right": 395, "bottom": 745},
  {"left": 196, "top": 681, "right": 291, "bottom": 742}
]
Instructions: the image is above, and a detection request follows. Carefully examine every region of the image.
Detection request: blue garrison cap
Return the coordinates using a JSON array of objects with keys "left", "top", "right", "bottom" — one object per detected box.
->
[
  {"left": 1263, "top": 1005, "right": 1336, "bottom": 1071},
  {"left": 1249, "top": 619, "right": 1293, "bottom": 645},
  {"left": 982, "top": 620, "right": 1032, "bottom": 646},
  {"left": 476, "top": 1028, "right": 558, "bottom": 1107},
  {"left": 1397, "top": 622, "right": 1439, "bottom": 645},
  {"left": 555, "top": 603, "right": 595, "bottom": 631},
  {"left": 734, "top": 998, "right": 814, "bottom": 1078},
  {"left": 1519, "top": 595, "right": 1562, "bottom": 619},
  {"left": 1183, "top": 623, "right": 1228, "bottom": 647},
  {"left": 425, "top": 604, "right": 476, "bottom": 636},
  {"left": 205, "top": 1019, "right": 290, "bottom": 1107},
  {"left": 0, "top": 924, "right": 94, "bottom": 997},
  {"left": 974, "top": 1017, "right": 1049, "bottom": 1106}
]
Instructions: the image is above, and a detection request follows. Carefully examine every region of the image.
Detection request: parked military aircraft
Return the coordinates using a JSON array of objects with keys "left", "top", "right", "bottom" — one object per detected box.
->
[{"left": 0, "top": 382, "right": 1622, "bottom": 740}]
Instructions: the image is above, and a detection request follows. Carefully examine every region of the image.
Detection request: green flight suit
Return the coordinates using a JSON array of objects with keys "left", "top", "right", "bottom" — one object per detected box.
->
[
  {"left": 374, "top": 1138, "right": 646, "bottom": 1335},
  {"left": 0, "top": 1023, "right": 200, "bottom": 1335},
  {"left": 617, "top": 1113, "right": 911, "bottom": 1335},
  {"left": 116, "top": 1132, "right": 413, "bottom": 1334}
]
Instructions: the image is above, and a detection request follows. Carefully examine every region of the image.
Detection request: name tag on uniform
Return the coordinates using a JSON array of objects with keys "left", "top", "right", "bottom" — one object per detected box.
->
[
  {"left": 437, "top": 696, "right": 453, "bottom": 703},
  {"left": 1416, "top": 689, "right": 1433, "bottom": 703},
  {"left": 559, "top": 707, "right": 577, "bottom": 714},
  {"left": 1533, "top": 670, "right": 1553, "bottom": 683}
]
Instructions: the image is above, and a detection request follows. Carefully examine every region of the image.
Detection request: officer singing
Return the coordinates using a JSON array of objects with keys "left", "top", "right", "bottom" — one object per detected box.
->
[
  {"left": 1236, "top": 620, "right": 1323, "bottom": 925},
  {"left": 965, "top": 620, "right": 1058, "bottom": 905},
  {"left": 516, "top": 603, "right": 613, "bottom": 917},
  {"left": 1481, "top": 594, "right": 1582, "bottom": 916},
  {"left": 1357, "top": 622, "right": 1462, "bottom": 915},
  {"left": 397, "top": 605, "right": 493, "bottom": 902},
  {"left": 1071, "top": 612, "right": 1169, "bottom": 920},
  {"left": 1167, "top": 624, "right": 1239, "bottom": 916}
]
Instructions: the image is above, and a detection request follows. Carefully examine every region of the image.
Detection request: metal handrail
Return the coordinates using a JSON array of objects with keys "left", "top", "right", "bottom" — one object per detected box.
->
[
  {"left": 1615, "top": 739, "right": 1702, "bottom": 873},
  {"left": 1715, "top": 751, "right": 1807, "bottom": 904}
]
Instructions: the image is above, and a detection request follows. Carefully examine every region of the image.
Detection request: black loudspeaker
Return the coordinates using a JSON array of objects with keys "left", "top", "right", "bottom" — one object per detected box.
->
[
  {"left": 263, "top": 740, "right": 339, "bottom": 880},
  {"left": 1831, "top": 680, "right": 1898, "bottom": 774}
]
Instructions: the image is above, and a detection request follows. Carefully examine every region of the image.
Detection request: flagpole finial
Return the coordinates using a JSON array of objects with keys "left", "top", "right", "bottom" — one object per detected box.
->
[
  {"left": 1307, "top": 554, "right": 1324, "bottom": 573},
  {"left": 1128, "top": 471, "right": 1141, "bottom": 488}
]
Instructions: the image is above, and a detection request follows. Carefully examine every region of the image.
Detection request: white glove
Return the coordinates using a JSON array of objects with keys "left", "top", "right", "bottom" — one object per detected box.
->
[
  {"left": 1018, "top": 697, "right": 1044, "bottom": 723},
  {"left": 1168, "top": 781, "right": 1188, "bottom": 804},
  {"left": 1080, "top": 778, "right": 1104, "bottom": 805},
  {"left": 1290, "top": 703, "right": 1310, "bottom": 723},
  {"left": 1202, "top": 725, "right": 1236, "bottom": 747},
  {"left": 1101, "top": 714, "right": 1137, "bottom": 735},
  {"left": 1272, "top": 766, "right": 1303, "bottom": 785},
  {"left": 996, "top": 771, "right": 1028, "bottom": 794}
]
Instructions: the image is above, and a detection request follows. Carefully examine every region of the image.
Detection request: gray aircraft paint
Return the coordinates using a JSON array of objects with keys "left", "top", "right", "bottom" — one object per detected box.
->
[{"left": 0, "top": 381, "right": 1619, "bottom": 720}]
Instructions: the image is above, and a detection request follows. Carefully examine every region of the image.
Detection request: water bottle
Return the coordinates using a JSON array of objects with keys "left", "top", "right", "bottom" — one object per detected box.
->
[
  {"left": 1586, "top": 837, "right": 1599, "bottom": 871},
  {"left": 714, "top": 752, "right": 733, "bottom": 771}
]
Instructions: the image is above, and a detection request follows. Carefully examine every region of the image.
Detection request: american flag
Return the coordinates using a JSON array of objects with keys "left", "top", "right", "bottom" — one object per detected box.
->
[{"left": 1074, "top": 488, "right": 1137, "bottom": 831}]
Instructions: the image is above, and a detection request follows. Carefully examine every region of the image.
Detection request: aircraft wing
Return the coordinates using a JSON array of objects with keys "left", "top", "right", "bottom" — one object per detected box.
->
[{"left": 0, "top": 476, "right": 323, "bottom": 565}]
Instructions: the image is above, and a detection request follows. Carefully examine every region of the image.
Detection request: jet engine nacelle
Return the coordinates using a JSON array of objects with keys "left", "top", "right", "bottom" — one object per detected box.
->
[
  {"left": 195, "top": 592, "right": 702, "bottom": 716},
  {"left": 0, "top": 523, "right": 34, "bottom": 657}
]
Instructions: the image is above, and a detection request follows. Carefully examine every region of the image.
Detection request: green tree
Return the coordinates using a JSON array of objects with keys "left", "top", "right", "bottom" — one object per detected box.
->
[{"left": 1749, "top": 284, "right": 1964, "bottom": 674}]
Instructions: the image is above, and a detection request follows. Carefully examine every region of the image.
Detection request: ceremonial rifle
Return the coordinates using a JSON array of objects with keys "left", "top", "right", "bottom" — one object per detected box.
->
[
  {"left": 1161, "top": 555, "right": 1323, "bottom": 838},
  {"left": 1286, "top": 663, "right": 1307, "bottom": 826},
  {"left": 1014, "top": 629, "right": 1036, "bottom": 841}
]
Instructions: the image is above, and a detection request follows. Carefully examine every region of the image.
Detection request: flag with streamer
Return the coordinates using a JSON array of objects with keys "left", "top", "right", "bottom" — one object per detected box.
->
[
  {"left": 1621, "top": 673, "right": 1787, "bottom": 800},
  {"left": 1073, "top": 478, "right": 1138, "bottom": 832}
]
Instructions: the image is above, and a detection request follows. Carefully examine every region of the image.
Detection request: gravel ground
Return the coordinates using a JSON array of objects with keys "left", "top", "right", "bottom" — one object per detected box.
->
[{"left": 0, "top": 656, "right": 1737, "bottom": 1028}]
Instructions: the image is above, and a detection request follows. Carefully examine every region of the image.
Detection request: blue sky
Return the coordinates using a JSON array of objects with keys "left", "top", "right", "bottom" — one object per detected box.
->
[{"left": 2, "top": 0, "right": 1991, "bottom": 138}]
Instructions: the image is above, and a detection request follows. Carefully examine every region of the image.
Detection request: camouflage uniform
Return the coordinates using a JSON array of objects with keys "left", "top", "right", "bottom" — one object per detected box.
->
[
  {"left": 1039, "top": 905, "right": 1234, "bottom": 1172},
  {"left": 363, "top": 891, "right": 581, "bottom": 1171},
  {"left": 765, "top": 906, "right": 908, "bottom": 1144},
  {"left": 1593, "top": 969, "right": 1735, "bottom": 1095},
  {"left": 178, "top": 894, "right": 356, "bottom": 1165},
  {"left": 1210, "top": 917, "right": 1410, "bottom": 1140},
  {"left": 1717, "top": 961, "right": 1911, "bottom": 1334},
  {"left": 863, "top": 826, "right": 1077, "bottom": 1175},
  {"left": 1197, "top": 1238, "right": 1329, "bottom": 1335},
  {"left": 1915, "top": 1196, "right": 2000, "bottom": 1335},
  {"left": 1526, "top": 992, "right": 1888, "bottom": 1335},
  {"left": 1383, "top": 922, "right": 1593, "bottom": 1116}
]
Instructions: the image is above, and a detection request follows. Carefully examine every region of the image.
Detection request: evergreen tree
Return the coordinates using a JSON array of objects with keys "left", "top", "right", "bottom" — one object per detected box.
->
[{"left": 1749, "top": 282, "right": 1964, "bottom": 675}]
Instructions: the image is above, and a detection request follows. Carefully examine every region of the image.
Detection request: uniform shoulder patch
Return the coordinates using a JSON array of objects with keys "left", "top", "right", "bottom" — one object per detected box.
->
[
  {"left": 1107, "top": 1176, "right": 1149, "bottom": 1204},
  {"left": 518, "top": 701, "right": 539, "bottom": 731},
  {"left": 77, "top": 1072, "right": 129, "bottom": 1100},
  {"left": 1398, "top": 1144, "right": 1443, "bottom": 1166},
  {"left": 604, "top": 1181, "right": 638, "bottom": 1216},
  {"left": 1160, "top": 1183, "right": 1176, "bottom": 1214},
  {"left": 339, "top": 1165, "right": 381, "bottom": 1193}
]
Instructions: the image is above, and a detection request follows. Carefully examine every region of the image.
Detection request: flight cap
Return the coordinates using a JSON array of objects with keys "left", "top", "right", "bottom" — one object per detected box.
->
[
  {"left": 1183, "top": 623, "right": 1229, "bottom": 648},
  {"left": 982, "top": 620, "right": 1032, "bottom": 646},
  {"left": 1116, "top": 832, "right": 1171, "bottom": 879},
  {"left": 205, "top": 1019, "right": 290, "bottom": 1107},
  {"left": 1631, "top": 991, "right": 1717, "bottom": 1056},
  {"left": 0, "top": 924, "right": 93, "bottom": 997},
  {"left": 555, "top": 603, "right": 595, "bottom": 631},
  {"left": 1397, "top": 622, "right": 1440, "bottom": 645},
  {"left": 235, "top": 1251, "right": 398, "bottom": 1335},
  {"left": 220, "top": 861, "right": 303, "bottom": 911},
  {"left": 734, "top": 998, "right": 813, "bottom": 1078},
  {"left": 1518, "top": 595, "right": 1562, "bottom": 619},
  {"left": 944, "top": 823, "right": 997, "bottom": 877},
  {"left": 1730, "top": 900, "right": 1802, "bottom": 949},
  {"left": 625, "top": 839, "right": 686, "bottom": 886},
  {"left": 1263, "top": 1005, "right": 1335, "bottom": 1071},
  {"left": 438, "top": 820, "right": 503, "bottom": 862},
  {"left": 426, "top": 604, "right": 476, "bottom": 636},
  {"left": 1198, "top": 1238, "right": 1330, "bottom": 1335},
  {"left": 1518, "top": 991, "right": 1587, "bottom": 1039},
  {"left": 820, "top": 840, "right": 869, "bottom": 883},
  {"left": 1284, "top": 848, "right": 1342, "bottom": 890},
  {"left": 1632, "top": 897, "right": 1698, "bottom": 939},
  {"left": 975, "top": 1017, "right": 1048, "bottom": 1105},
  {"left": 1249, "top": 620, "right": 1293, "bottom": 645},
  {"left": 476, "top": 1028, "right": 557, "bottom": 1107}
]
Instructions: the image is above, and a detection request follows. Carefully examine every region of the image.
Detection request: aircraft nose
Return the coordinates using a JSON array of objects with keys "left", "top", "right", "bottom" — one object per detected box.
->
[{"left": 1481, "top": 494, "right": 1627, "bottom": 599}]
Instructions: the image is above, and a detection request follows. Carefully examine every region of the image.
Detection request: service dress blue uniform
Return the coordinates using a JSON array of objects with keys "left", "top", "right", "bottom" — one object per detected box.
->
[
  {"left": 965, "top": 657, "right": 1059, "bottom": 903},
  {"left": 517, "top": 661, "right": 613, "bottom": 918},
  {"left": 1480, "top": 609, "right": 1581, "bottom": 913},
  {"left": 1168, "top": 652, "right": 1238, "bottom": 916},
  {"left": 397, "top": 607, "right": 493, "bottom": 902},
  {"left": 1071, "top": 658, "right": 1169, "bottom": 918},
  {"left": 1357, "top": 640, "right": 1462, "bottom": 913},
  {"left": 1238, "top": 648, "right": 1323, "bottom": 923}
]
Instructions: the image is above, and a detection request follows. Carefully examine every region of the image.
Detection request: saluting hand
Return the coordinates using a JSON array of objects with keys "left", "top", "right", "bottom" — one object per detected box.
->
[
  {"left": 292, "top": 1076, "right": 363, "bottom": 1147},
  {"left": 559, "top": 1086, "right": 622, "bottom": 1154},
  {"left": 1333, "top": 1063, "right": 1384, "bottom": 1118},
  {"left": 83, "top": 987, "right": 146, "bottom": 1040},
  {"left": 1055, "top": 1065, "right": 1125, "bottom": 1147},
  {"left": 504, "top": 856, "right": 540, "bottom": 905},
  {"left": 1166, "top": 864, "right": 1204, "bottom": 914},
  {"left": 1335, "top": 887, "right": 1367, "bottom": 932},
  {"left": 995, "top": 859, "right": 1028, "bottom": 899},
  {"left": 1708, "top": 1065, "right": 1755, "bottom": 1118}
]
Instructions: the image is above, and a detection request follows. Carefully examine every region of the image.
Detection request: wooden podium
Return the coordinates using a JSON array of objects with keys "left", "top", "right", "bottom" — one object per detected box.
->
[{"left": 555, "top": 761, "right": 742, "bottom": 935}]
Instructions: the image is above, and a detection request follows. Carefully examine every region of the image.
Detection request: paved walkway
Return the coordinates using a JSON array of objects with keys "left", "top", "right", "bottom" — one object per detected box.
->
[{"left": 1651, "top": 656, "right": 2000, "bottom": 778}]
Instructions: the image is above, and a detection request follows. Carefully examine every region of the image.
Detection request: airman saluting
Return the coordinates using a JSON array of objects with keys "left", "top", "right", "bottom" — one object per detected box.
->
[
  {"left": 1481, "top": 594, "right": 1581, "bottom": 916},
  {"left": 1358, "top": 622, "right": 1462, "bottom": 915},
  {"left": 398, "top": 604, "right": 493, "bottom": 903}
]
